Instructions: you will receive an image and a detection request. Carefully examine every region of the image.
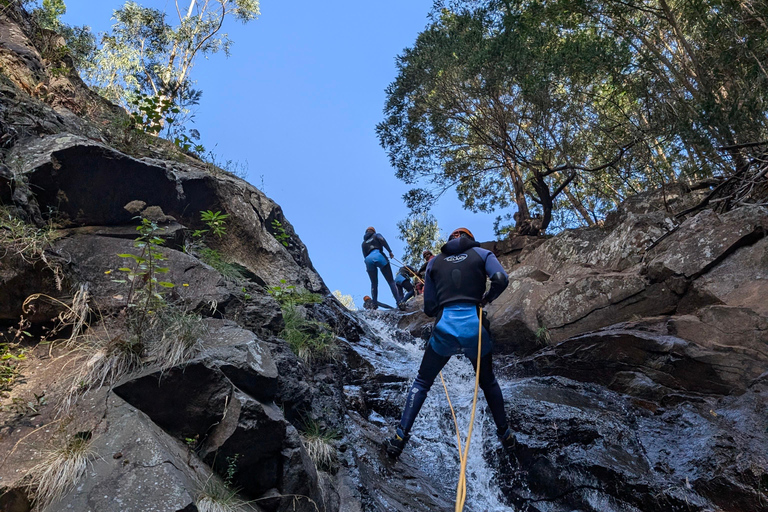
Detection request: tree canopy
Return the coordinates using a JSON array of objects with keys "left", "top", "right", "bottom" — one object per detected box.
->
[
  {"left": 87, "top": 0, "right": 259, "bottom": 122},
  {"left": 396, "top": 213, "right": 445, "bottom": 269},
  {"left": 378, "top": 0, "right": 768, "bottom": 232}
]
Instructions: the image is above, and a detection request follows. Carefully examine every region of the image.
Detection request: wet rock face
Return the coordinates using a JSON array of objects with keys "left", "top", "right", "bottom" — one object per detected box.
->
[
  {"left": 494, "top": 376, "right": 768, "bottom": 512},
  {"left": 521, "top": 319, "right": 768, "bottom": 399}
]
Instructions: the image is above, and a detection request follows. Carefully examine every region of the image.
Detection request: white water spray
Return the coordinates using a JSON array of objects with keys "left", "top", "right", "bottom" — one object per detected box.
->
[{"left": 356, "top": 312, "right": 514, "bottom": 512}]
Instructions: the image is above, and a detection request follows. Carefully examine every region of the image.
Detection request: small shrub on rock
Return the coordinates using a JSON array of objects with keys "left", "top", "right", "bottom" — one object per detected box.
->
[
  {"left": 281, "top": 304, "right": 338, "bottom": 365},
  {"left": 267, "top": 280, "right": 322, "bottom": 306}
]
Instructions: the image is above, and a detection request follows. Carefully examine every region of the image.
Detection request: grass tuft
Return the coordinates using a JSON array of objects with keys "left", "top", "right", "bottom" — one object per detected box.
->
[
  {"left": 63, "top": 335, "right": 142, "bottom": 409},
  {"left": 300, "top": 419, "right": 338, "bottom": 470},
  {"left": 27, "top": 432, "right": 95, "bottom": 509},
  {"left": 22, "top": 284, "right": 91, "bottom": 348},
  {"left": 196, "top": 476, "right": 246, "bottom": 512},
  {"left": 146, "top": 309, "right": 206, "bottom": 370},
  {"left": 0, "top": 206, "right": 55, "bottom": 264},
  {"left": 198, "top": 247, "right": 248, "bottom": 281}
]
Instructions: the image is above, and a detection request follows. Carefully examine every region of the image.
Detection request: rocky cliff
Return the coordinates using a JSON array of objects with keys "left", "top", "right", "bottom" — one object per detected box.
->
[
  {"left": 398, "top": 184, "right": 768, "bottom": 511},
  {"left": 0, "top": 5, "right": 358, "bottom": 512},
  {"left": 0, "top": 4, "right": 766, "bottom": 512}
]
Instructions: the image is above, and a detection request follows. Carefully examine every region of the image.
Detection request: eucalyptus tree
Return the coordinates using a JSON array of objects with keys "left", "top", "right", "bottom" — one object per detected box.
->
[
  {"left": 396, "top": 213, "right": 445, "bottom": 269},
  {"left": 378, "top": 2, "right": 647, "bottom": 231},
  {"left": 379, "top": 0, "right": 768, "bottom": 231},
  {"left": 564, "top": 0, "right": 768, "bottom": 173},
  {"left": 87, "top": 0, "right": 259, "bottom": 126},
  {"left": 26, "top": 0, "right": 96, "bottom": 70}
]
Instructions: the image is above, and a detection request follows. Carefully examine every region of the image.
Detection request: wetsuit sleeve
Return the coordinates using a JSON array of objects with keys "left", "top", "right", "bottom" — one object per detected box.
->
[
  {"left": 482, "top": 251, "right": 508, "bottom": 304},
  {"left": 376, "top": 234, "right": 393, "bottom": 255},
  {"left": 423, "top": 258, "right": 438, "bottom": 317}
]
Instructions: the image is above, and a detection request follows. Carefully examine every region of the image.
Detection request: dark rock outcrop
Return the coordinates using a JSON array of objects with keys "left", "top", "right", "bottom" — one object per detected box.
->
[{"left": 496, "top": 376, "right": 768, "bottom": 512}]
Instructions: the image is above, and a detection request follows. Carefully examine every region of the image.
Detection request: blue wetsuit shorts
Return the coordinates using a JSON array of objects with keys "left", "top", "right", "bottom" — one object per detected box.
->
[
  {"left": 429, "top": 303, "right": 492, "bottom": 358},
  {"left": 364, "top": 249, "right": 388, "bottom": 272}
]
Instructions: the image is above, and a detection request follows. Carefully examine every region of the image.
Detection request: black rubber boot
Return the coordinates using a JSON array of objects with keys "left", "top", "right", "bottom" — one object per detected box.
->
[
  {"left": 385, "top": 426, "right": 410, "bottom": 458},
  {"left": 498, "top": 427, "right": 516, "bottom": 450}
]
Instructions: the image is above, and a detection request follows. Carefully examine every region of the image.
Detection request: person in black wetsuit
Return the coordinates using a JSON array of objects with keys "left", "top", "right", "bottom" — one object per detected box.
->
[
  {"left": 361, "top": 227, "right": 402, "bottom": 309},
  {"left": 395, "top": 265, "right": 418, "bottom": 310},
  {"left": 414, "top": 250, "right": 434, "bottom": 295},
  {"left": 385, "top": 227, "right": 515, "bottom": 458}
]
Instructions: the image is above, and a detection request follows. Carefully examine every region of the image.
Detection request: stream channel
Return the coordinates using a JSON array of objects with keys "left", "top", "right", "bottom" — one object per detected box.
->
[{"left": 348, "top": 310, "right": 516, "bottom": 511}]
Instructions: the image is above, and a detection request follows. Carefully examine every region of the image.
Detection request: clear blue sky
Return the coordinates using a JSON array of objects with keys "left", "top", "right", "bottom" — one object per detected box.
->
[{"left": 62, "top": 0, "right": 504, "bottom": 307}]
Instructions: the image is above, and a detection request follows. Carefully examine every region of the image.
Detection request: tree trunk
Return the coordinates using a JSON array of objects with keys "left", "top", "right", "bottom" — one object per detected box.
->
[
  {"left": 563, "top": 186, "right": 595, "bottom": 226},
  {"left": 536, "top": 178, "right": 553, "bottom": 232},
  {"left": 504, "top": 157, "right": 530, "bottom": 225}
]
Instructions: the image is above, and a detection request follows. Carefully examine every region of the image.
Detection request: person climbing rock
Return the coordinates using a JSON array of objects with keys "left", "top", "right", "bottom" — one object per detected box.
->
[
  {"left": 414, "top": 250, "right": 434, "bottom": 295},
  {"left": 362, "top": 227, "right": 402, "bottom": 308},
  {"left": 386, "top": 227, "right": 515, "bottom": 458},
  {"left": 395, "top": 265, "right": 418, "bottom": 310},
  {"left": 363, "top": 295, "right": 394, "bottom": 310}
]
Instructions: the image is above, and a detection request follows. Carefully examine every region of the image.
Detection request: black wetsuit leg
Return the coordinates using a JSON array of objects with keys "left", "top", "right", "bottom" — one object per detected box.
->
[
  {"left": 367, "top": 267, "right": 379, "bottom": 304},
  {"left": 401, "top": 279, "right": 415, "bottom": 303},
  {"left": 399, "top": 344, "right": 450, "bottom": 433},
  {"left": 380, "top": 262, "right": 402, "bottom": 303},
  {"left": 467, "top": 352, "right": 508, "bottom": 433}
]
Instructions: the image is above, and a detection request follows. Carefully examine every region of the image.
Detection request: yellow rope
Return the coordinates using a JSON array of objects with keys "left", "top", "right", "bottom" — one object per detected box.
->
[
  {"left": 390, "top": 256, "right": 425, "bottom": 284},
  {"left": 438, "top": 307, "right": 484, "bottom": 512}
]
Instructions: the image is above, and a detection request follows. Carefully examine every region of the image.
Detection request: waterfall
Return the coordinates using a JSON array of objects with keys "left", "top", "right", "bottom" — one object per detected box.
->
[{"left": 354, "top": 312, "right": 514, "bottom": 512}]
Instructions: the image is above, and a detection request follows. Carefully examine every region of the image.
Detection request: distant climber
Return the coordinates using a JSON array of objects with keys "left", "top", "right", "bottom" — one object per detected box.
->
[
  {"left": 395, "top": 265, "right": 418, "bottom": 310},
  {"left": 386, "top": 227, "right": 515, "bottom": 458},
  {"left": 362, "top": 227, "right": 402, "bottom": 309},
  {"left": 414, "top": 249, "right": 434, "bottom": 295},
  {"left": 363, "top": 295, "right": 394, "bottom": 310}
]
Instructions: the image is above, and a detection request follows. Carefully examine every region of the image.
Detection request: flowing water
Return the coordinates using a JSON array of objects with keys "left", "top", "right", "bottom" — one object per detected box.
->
[{"left": 354, "top": 311, "right": 514, "bottom": 512}]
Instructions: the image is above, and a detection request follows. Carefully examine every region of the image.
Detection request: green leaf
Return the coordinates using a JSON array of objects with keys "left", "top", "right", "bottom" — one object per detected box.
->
[{"left": 158, "top": 281, "right": 175, "bottom": 288}]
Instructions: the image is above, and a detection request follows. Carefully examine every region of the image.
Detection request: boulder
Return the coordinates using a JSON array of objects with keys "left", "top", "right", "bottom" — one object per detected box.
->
[
  {"left": 645, "top": 206, "right": 768, "bottom": 281},
  {"left": 52, "top": 234, "right": 232, "bottom": 312},
  {"left": 114, "top": 321, "right": 280, "bottom": 436},
  {"left": 685, "top": 236, "right": 768, "bottom": 315},
  {"left": 50, "top": 394, "right": 262, "bottom": 512},
  {"left": 669, "top": 306, "right": 768, "bottom": 364},
  {"left": 112, "top": 322, "right": 320, "bottom": 509}
]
